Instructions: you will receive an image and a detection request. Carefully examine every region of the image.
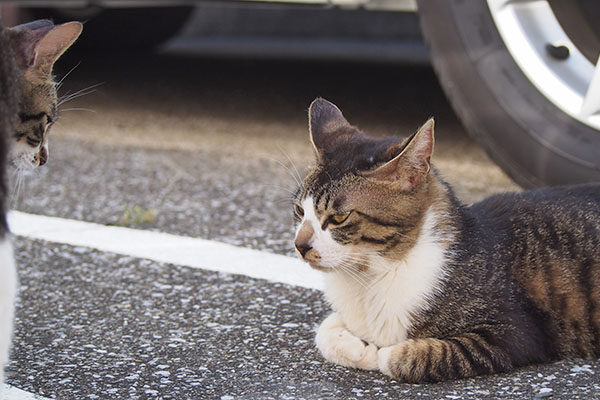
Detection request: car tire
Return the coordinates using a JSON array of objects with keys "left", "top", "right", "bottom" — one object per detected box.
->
[{"left": 417, "top": 0, "right": 600, "bottom": 188}]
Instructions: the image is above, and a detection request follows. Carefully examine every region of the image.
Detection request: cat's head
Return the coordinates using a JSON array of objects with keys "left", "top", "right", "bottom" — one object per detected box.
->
[
  {"left": 7, "top": 19, "right": 82, "bottom": 170},
  {"left": 294, "top": 98, "right": 437, "bottom": 272}
]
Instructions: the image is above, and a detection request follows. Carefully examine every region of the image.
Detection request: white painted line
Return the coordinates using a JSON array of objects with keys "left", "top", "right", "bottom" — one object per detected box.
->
[
  {"left": 7, "top": 211, "right": 324, "bottom": 291},
  {"left": 1, "top": 384, "right": 49, "bottom": 400}
]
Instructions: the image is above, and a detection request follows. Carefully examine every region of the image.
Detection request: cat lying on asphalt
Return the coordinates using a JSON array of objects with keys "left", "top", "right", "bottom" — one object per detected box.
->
[{"left": 294, "top": 98, "right": 600, "bottom": 382}]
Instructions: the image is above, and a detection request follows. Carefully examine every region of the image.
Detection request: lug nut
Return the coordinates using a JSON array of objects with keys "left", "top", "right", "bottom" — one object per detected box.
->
[{"left": 546, "top": 44, "right": 570, "bottom": 60}]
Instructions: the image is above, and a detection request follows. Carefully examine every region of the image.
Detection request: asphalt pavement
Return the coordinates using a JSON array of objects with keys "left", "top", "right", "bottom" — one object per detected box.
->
[{"left": 4, "top": 50, "right": 598, "bottom": 399}]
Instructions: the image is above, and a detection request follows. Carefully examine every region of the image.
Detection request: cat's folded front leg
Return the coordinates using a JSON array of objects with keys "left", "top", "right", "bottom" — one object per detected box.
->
[
  {"left": 377, "top": 333, "right": 512, "bottom": 383},
  {"left": 315, "top": 312, "right": 379, "bottom": 370}
]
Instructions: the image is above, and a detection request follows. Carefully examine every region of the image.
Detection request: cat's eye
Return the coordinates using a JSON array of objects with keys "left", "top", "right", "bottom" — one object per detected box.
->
[
  {"left": 331, "top": 211, "right": 352, "bottom": 225},
  {"left": 294, "top": 204, "right": 304, "bottom": 217}
]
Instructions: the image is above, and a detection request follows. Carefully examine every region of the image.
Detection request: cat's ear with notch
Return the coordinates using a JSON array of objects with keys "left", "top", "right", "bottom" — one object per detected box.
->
[
  {"left": 363, "top": 118, "right": 435, "bottom": 191},
  {"left": 308, "top": 98, "right": 351, "bottom": 162},
  {"left": 12, "top": 20, "right": 83, "bottom": 81}
]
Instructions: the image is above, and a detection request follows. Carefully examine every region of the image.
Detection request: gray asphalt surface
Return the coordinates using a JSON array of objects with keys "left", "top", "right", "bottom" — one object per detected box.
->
[{"left": 7, "top": 51, "right": 597, "bottom": 399}]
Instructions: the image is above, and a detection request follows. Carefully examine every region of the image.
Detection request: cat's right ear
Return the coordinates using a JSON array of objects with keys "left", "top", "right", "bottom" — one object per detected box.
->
[
  {"left": 308, "top": 98, "right": 351, "bottom": 162},
  {"left": 363, "top": 118, "right": 435, "bottom": 191}
]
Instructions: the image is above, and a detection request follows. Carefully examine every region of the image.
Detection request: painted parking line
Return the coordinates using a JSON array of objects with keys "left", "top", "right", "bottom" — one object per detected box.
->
[
  {"left": 7, "top": 211, "right": 323, "bottom": 291},
  {"left": 1, "top": 384, "right": 49, "bottom": 400}
]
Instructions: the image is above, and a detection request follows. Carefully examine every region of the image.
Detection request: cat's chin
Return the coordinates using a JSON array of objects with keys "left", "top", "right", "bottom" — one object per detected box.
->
[{"left": 308, "top": 262, "right": 335, "bottom": 273}]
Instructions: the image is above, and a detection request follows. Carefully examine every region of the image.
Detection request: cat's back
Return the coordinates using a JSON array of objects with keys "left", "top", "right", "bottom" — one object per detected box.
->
[
  {"left": 459, "top": 184, "right": 600, "bottom": 359},
  {"left": 469, "top": 183, "right": 600, "bottom": 237},
  {"left": 460, "top": 183, "right": 600, "bottom": 280}
]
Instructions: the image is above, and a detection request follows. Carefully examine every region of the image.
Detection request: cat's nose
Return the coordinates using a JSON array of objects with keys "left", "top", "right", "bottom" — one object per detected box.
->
[
  {"left": 295, "top": 241, "right": 312, "bottom": 258},
  {"left": 38, "top": 148, "right": 48, "bottom": 166}
]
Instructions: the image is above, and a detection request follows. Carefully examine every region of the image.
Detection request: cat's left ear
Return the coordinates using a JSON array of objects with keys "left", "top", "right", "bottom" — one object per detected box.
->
[
  {"left": 24, "top": 21, "right": 83, "bottom": 81},
  {"left": 8, "top": 20, "right": 55, "bottom": 70},
  {"left": 308, "top": 98, "right": 351, "bottom": 162},
  {"left": 363, "top": 118, "right": 435, "bottom": 191}
]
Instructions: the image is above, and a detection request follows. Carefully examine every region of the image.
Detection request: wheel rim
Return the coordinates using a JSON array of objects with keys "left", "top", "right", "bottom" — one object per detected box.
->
[{"left": 487, "top": 0, "right": 600, "bottom": 131}]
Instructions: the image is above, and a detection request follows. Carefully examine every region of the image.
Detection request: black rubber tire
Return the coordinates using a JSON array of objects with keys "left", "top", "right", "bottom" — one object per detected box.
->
[
  {"left": 28, "top": 7, "right": 193, "bottom": 51},
  {"left": 417, "top": 0, "right": 600, "bottom": 188}
]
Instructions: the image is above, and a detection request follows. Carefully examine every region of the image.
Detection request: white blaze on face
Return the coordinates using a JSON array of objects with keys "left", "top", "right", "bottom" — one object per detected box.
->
[
  {"left": 9, "top": 141, "right": 41, "bottom": 170},
  {"left": 296, "top": 196, "right": 348, "bottom": 270}
]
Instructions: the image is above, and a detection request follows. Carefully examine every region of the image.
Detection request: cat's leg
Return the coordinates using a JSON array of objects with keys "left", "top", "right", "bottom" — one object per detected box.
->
[
  {"left": 315, "top": 312, "right": 378, "bottom": 370},
  {"left": 377, "top": 334, "right": 512, "bottom": 383},
  {"left": 0, "top": 239, "right": 16, "bottom": 387}
]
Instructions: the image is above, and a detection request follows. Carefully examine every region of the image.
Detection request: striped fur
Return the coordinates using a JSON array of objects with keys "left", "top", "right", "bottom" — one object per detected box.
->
[
  {"left": 6, "top": 20, "right": 81, "bottom": 170},
  {"left": 294, "top": 98, "right": 600, "bottom": 382},
  {"left": 0, "top": 19, "right": 80, "bottom": 388}
]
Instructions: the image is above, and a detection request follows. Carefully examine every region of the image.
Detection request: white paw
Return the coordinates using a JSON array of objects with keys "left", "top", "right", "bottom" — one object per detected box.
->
[
  {"left": 377, "top": 346, "right": 395, "bottom": 376},
  {"left": 356, "top": 342, "right": 379, "bottom": 370},
  {"left": 315, "top": 313, "right": 378, "bottom": 370}
]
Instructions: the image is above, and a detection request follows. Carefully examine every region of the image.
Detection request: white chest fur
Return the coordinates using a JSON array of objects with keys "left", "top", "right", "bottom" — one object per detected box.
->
[{"left": 323, "top": 207, "right": 449, "bottom": 348}]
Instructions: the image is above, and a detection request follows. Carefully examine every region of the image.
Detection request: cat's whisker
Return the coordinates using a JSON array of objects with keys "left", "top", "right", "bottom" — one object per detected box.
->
[
  {"left": 58, "top": 89, "right": 96, "bottom": 106},
  {"left": 275, "top": 198, "right": 296, "bottom": 207},
  {"left": 9, "top": 169, "right": 25, "bottom": 209},
  {"left": 277, "top": 145, "right": 304, "bottom": 190},
  {"left": 59, "top": 107, "right": 97, "bottom": 113},
  {"left": 337, "top": 257, "right": 375, "bottom": 280},
  {"left": 342, "top": 253, "right": 393, "bottom": 273},
  {"left": 55, "top": 61, "right": 81, "bottom": 91},
  {"left": 263, "top": 155, "right": 304, "bottom": 190},
  {"left": 57, "top": 82, "right": 104, "bottom": 106},
  {"left": 337, "top": 263, "right": 370, "bottom": 289},
  {"left": 258, "top": 183, "right": 297, "bottom": 198}
]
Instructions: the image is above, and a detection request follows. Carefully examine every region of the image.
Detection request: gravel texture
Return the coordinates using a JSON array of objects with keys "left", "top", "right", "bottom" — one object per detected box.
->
[{"left": 6, "top": 239, "right": 600, "bottom": 399}]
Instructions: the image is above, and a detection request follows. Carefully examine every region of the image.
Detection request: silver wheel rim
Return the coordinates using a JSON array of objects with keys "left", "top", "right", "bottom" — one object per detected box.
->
[{"left": 487, "top": 0, "right": 600, "bottom": 131}]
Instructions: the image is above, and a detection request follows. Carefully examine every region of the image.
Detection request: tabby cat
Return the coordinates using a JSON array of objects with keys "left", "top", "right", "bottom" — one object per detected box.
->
[
  {"left": 294, "top": 98, "right": 600, "bottom": 382},
  {"left": 6, "top": 19, "right": 82, "bottom": 170},
  {"left": 0, "top": 18, "right": 81, "bottom": 387},
  {"left": 0, "top": 19, "right": 18, "bottom": 389}
]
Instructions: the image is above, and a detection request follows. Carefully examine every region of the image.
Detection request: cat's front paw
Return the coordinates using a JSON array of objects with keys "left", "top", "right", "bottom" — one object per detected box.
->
[
  {"left": 315, "top": 313, "right": 379, "bottom": 370},
  {"left": 377, "top": 345, "right": 396, "bottom": 377}
]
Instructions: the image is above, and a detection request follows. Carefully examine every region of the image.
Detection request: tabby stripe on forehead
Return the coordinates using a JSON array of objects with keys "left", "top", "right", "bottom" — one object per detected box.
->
[
  {"left": 314, "top": 190, "right": 324, "bottom": 208},
  {"left": 18, "top": 111, "right": 46, "bottom": 122},
  {"left": 324, "top": 192, "right": 332, "bottom": 208}
]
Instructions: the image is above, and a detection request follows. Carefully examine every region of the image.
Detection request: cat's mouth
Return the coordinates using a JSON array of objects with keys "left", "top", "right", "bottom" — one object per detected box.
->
[
  {"left": 10, "top": 155, "right": 37, "bottom": 171},
  {"left": 9, "top": 143, "right": 46, "bottom": 170},
  {"left": 307, "top": 261, "right": 333, "bottom": 273}
]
